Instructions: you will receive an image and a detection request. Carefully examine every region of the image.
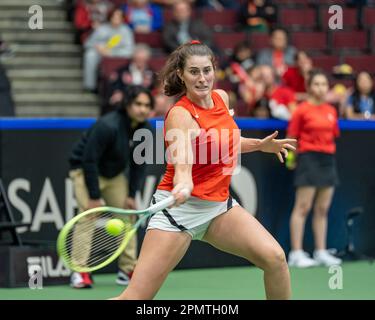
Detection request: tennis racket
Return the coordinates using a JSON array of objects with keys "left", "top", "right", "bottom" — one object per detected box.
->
[{"left": 57, "top": 189, "right": 188, "bottom": 273}]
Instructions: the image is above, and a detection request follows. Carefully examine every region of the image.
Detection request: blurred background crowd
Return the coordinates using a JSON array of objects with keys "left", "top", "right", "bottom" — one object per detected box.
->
[{"left": 0, "top": 0, "right": 374, "bottom": 120}]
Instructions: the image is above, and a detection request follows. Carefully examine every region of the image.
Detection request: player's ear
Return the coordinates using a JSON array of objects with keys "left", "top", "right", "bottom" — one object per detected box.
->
[{"left": 177, "top": 69, "right": 184, "bottom": 82}]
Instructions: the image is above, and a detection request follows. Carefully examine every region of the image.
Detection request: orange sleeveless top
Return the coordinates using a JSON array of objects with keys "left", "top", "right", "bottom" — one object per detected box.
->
[{"left": 157, "top": 91, "right": 240, "bottom": 201}]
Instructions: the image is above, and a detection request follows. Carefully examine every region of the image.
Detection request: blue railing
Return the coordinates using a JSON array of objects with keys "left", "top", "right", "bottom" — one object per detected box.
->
[{"left": 1, "top": 118, "right": 375, "bottom": 130}]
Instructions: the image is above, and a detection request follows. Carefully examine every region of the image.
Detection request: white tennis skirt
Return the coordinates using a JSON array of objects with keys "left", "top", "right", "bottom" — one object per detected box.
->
[{"left": 146, "top": 189, "right": 239, "bottom": 240}]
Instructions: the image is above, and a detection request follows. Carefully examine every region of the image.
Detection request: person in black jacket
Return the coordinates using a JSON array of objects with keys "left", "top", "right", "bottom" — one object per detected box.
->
[
  {"left": 0, "top": 63, "right": 15, "bottom": 116},
  {"left": 162, "top": 0, "right": 213, "bottom": 53},
  {"left": 68, "top": 85, "right": 154, "bottom": 289}
]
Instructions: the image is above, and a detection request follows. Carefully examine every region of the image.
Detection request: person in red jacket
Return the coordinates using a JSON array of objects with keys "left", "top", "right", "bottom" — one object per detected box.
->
[
  {"left": 287, "top": 70, "right": 342, "bottom": 268},
  {"left": 74, "top": 0, "right": 113, "bottom": 43},
  {"left": 282, "top": 51, "right": 313, "bottom": 102}
]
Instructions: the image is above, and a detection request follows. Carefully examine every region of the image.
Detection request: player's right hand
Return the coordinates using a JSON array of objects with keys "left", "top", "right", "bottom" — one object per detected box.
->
[{"left": 171, "top": 182, "right": 193, "bottom": 207}]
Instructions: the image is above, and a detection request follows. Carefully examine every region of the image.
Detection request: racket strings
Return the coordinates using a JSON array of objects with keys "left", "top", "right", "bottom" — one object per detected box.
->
[{"left": 62, "top": 211, "right": 132, "bottom": 269}]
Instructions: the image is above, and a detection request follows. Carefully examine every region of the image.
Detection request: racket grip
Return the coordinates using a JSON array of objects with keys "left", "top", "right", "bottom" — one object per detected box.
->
[{"left": 149, "top": 188, "right": 190, "bottom": 214}]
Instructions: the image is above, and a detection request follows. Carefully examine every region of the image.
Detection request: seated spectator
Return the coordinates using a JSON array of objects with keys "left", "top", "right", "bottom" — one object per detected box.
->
[
  {"left": 238, "top": 65, "right": 266, "bottom": 113},
  {"left": 151, "top": 0, "right": 195, "bottom": 7},
  {"left": 256, "top": 28, "right": 296, "bottom": 77},
  {"left": 225, "top": 41, "right": 255, "bottom": 84},
  {"left": 162, "top": 0, "right": 213, "bottom": 53},
  {"left": 344, "top": 71, "right": 375, "bottom": 120},
  {"left": 261, "top": 64, "right": 297, "bottom": 120},
  {"left": 282, "top": 51, "right": 313, "bottom": 102},
  {"left": 121, "top": 0, "right": 163, "bottom": 34},
  {"left": 74, "top": 0, "right": 113, "bottom": 43},
  {"left": 149, "top": 81, "right": 175, "bottom": 117},
  {"left": 195, "top": 0, "right": 239, "bottom": 10},
  {"left": 252, "top": 98, "right": 271, "bottom": 118},
  {"left": 108, "top": 44, "right": 156, "bottom": 109},
  {"left": 0, "top": 62, "right": 15, "bottom": 116},
  {"left": 83, "top": 8, "right": 134, "bottom": 91},
  {"left": 239, "top": 0, "right": 277, "bottom": 33}
]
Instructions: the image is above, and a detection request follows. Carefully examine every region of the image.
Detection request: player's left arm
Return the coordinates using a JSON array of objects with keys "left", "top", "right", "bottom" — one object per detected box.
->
[{"left": 215, "top": 89, "right": 297, "bottom": 162}]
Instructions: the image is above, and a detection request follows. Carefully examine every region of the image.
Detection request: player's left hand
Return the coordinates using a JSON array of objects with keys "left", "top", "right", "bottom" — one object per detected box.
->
[{"left": 259, "top": 131, "right": 297, "bottom": 163}]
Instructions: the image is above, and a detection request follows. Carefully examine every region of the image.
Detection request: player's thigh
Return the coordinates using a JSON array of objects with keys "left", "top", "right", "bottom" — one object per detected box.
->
[
  {"left": 203, "top": 206, "right": 286, "bottom": 269},
  {"left": 126, "top": 229, "right": 191, "bottom": 297}
]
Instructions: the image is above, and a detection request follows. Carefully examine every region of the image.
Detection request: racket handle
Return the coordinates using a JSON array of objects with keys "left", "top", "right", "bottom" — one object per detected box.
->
[{"left": 149, "top": 188, "right": 190, "bottom": 214}]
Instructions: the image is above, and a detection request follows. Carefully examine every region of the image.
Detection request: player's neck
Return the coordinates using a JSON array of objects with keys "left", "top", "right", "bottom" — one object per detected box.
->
[{"left": 186, "top": 92, "right": 213, "bottom": 109}]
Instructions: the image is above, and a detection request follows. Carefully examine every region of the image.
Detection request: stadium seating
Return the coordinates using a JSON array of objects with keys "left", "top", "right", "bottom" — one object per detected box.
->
[
  {"left": 311, "top": 55, "right": 341, "bottom": 72},
  {"left": 330, "top": 30, "right": 368, "bottom": 53},
  {"left": 291, "top": 32, "right": 328, "bottom": 52},
  {"left": 248, "top": 33, "right": 270, "bottom": 52},
  {"left": 364, "top": 7, "right": 375, "bottom": 26},
  {"left": 134, "top": 32, "right": 163, "bottom": 49},
  {"left": 279, "top": 8, "right": 317, "bottom": 30},
  {"left": 344, "top": 56, "right": 375, "bottom": 74},
  {"left": 213, "top": 32, "right": 247, "bottom": 54}
]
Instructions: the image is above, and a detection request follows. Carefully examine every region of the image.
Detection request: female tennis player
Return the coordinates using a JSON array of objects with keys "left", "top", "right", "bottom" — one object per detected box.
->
[
  {"left": 287, "top": 70, "right": 342, "bottom": 268},
  {"left": 113, "top": 41, "right": 295, "bottom": 300}
]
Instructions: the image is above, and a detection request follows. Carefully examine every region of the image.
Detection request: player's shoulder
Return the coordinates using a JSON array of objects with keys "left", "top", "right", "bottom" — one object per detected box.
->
[
  {"left": 214, "top": 89, "right": 229, "bottom": 108},
  {"left": 166, "top": 105, "right": 193, "bottom": 125}
]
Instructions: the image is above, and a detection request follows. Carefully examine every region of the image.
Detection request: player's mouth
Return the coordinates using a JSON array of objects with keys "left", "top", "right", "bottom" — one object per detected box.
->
[{"left": 195, "top": 86, "right": 208, "bottom": 90}]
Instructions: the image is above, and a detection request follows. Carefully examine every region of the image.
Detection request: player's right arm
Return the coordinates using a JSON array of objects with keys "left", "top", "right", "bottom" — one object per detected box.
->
[{"left": 164, "top": 106, "right": 196, "bottom": 205}]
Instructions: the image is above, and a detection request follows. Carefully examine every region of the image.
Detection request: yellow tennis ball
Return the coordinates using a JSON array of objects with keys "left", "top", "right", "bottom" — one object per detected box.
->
[{"left": 105, "top": 219, "right": 125, "bottom": 236}]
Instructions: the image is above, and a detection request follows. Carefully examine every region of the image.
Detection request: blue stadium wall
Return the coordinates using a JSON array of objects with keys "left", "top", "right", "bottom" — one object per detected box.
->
[{"left": 0, "top": 118, "right": 374, "bottom": 272}]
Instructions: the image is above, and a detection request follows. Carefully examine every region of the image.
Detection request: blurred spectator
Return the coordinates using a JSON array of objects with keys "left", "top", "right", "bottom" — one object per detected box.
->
[
  {"left": 0, "top": 36, "right": 15, "bottom": 58},
  {"left": 344, "top": 71, "right": 375, "bottom": 120},
  {"left": 0, "top": 63, "right": 15, "bottom": 116},
  {"left": 149, "top": 81, "right": 175, "bottom": 117},
  {"left": 282, "top": 51, "right": 313, "bottom": 102},
  {"left": 237, "top": 65, "right": 266, "bottom": 114},
  {"left": 261, "top": 64, "right": 297, "bottom": 120},
  {"left": 225, "top": 41, "right": 255, "bottom": 84},
  {"left": 121, "top": 0, "right": 163, "bottom": 34},
  {"left": 83, "top": 8, "right": 135, "bottom": 91},
  {"left": 108, "top": 44, "right": 156, "bottom": 109},
  {"left": 256, "top": 28, "right": 296, "bottom": 77},
  {"left": 239, "top": 0, "right": 277, "bottom": 33},
  {"left": 74, "top": 0, "right": 113, "bottom": 43},
  {"left": 152, "top": 0, "right": 195, "bottom": 7},
  {"left": 195, "top": 0, "right": 239, "bottom": 10},
  {"left": 162, "top": 0, "right": 213, "bottom": 53}
]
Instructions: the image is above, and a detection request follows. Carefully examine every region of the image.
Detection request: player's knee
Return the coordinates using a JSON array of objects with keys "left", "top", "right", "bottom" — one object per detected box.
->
[{"left": 259, "top": 247, "right": 287, "bottom": 272}]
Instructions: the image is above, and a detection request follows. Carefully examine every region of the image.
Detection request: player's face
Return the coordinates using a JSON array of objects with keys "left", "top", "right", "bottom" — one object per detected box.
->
[
  {"left": 127, "top": 92, "right": 152, "bottom": 123},
  {"left": 180, "top": 55, "right": 215, "bottom": 99},
  {"left": 309, "top": 75, "right": 329, "bottom": 100}
]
